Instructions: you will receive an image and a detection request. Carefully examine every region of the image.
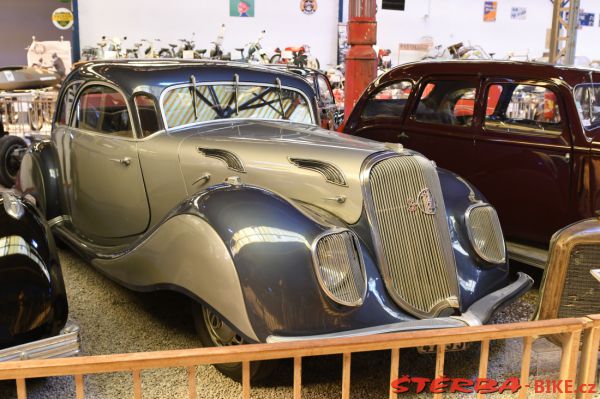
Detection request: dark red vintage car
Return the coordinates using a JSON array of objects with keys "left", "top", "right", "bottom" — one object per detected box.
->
[{"left": 344, "top": 60, "right": 600, "bottom": 268}]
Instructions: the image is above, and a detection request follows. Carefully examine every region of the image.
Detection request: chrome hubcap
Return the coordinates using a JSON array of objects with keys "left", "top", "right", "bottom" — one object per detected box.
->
[{"left": 202, "top": 307, "right": 244, "bottom": 347}]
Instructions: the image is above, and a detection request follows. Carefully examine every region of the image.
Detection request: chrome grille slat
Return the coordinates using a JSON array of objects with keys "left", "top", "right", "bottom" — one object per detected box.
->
[
  {"left": 466, "top": 205, "right": 506, "bottom": 264},
  {"left": 363, "top": 154, "right": 459, "bottom": 317},
  {"left": 558, "top": 244, "right": 600, "bottom": 318},
  {"left": 315, "top": 230, "right": 366, "bottom": 306}
]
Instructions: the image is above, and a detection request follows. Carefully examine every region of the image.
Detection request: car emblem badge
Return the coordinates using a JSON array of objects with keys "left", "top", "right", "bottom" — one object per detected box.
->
[{"left": 407, "top": 188, "right": 437, "bottom": 215}]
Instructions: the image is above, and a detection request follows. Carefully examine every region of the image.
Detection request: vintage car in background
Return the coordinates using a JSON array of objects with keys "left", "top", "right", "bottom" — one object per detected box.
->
[
  {"left": 344, "top": 61, "right": 600, "bottom": 269},
  {"left": 0, "top": 191, "right": 79, "bottom": 361},
  {"left": 16, "top": 59, "right": 532, "bottom": 381},
  {"left": 267, "top": 64, "right": 343, "bottom": 130}
]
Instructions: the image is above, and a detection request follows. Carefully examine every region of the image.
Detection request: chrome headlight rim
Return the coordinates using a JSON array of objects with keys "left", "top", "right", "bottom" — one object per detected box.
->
[
  {"left": 311, "top": 228, "right": 367, "bottom": 307},
  {"left": 465, "top": 203, "right": 507, "bottom": 265}
]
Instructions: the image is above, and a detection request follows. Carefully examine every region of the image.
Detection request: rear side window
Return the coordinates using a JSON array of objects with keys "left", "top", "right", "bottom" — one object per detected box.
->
[
  {"left": 361, "top": 81, "right": 413, "bottom": 119},
  {"left": 413, "top": 80, "right": 477, "bottom": 127},
  {"left": 74, "top": 85, "right": 132, "bottom": 137},
  {"left": 317, "top": 75, "right": 334, "bottom": 105},
  {"left": 574, "top": 84, "right": 600, "bottom": 128},
  {"left": 57, "top": 82, "right": 81, "bottom": 125},
  {"left": 484, "top": 83, "right": 561, "bottom": 135},
  {"left": 134, "top": 94, "right": 160, "bottom": 137}
]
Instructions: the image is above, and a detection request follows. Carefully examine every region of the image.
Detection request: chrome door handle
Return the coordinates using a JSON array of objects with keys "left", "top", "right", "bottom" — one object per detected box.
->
[{"left": 109, "top": 157, "right": 131, "bottom": 166}]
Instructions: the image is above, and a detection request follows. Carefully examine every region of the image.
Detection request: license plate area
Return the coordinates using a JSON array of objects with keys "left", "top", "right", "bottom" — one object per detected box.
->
[{"left": 417, "top": 342, "right": 469, "bottom": 354}]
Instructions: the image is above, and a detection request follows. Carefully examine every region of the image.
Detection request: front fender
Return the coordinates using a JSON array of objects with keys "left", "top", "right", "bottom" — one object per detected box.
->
[{"left": 437, "top": 168, "right": 511, "bottom": 310}]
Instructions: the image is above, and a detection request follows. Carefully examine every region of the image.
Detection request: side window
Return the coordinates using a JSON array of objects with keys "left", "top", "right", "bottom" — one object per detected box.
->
[
  {"left": 74, "top": 85, "right": 132, "bottom": 137},
  {"left": 484, "top": 83, "right": 562, "bottom": 135},
  {"left": 317, "top": 75, "right": 334, "bottom": 105},
  {"left": 413, "top": 80, "right": 477, "bottom": 127},
  {"left": 361, "top": 81, "right": 413, "bottom": 119},
  {"left": 57, "top": 83, "right": 81, "bottom": 125},
  {"left": 134, "top": 94, "right": 160, "bottom": 137}
]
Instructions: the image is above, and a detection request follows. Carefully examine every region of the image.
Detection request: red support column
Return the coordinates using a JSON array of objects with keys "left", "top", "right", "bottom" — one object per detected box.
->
[{"left": 344, "top": 0, "right": 377, "bottom": 120}]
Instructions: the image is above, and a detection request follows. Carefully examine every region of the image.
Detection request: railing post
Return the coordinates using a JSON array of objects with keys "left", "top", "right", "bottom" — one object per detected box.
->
[
  {"left": 558, "top": 329, "right": 582, "bottom": 399},
  {"left": 341, "top": 353, "right": 351, "bottom": 399},
  {"left": 433, "top": 345, "right": 446, "bottom": 399},
  {"left": 577, "top": 316, "right": 600, "bottom": 399},
  {"left": 388, "top": 348, "right": 400, "bottom": 399},
  {"left": 242, "top": 361, "right": 250, "bottom": 399},
  {"left": 16, "top": 378, "right": 26, "bottom": 399},
  {"left": 293, "top": 357, "right": 302, "bottom": 399},
  {"left": 187, "top": 366, "right": 197, "bottom": 399},
  {"left": 518, "top": 336, "right": 534, "bottom": 399},
  {"left": 75, "top": 374, "right": 85, "bottom": 399},
  {"left": 476, "top": 339, "right": 490, "bottom": 399},
  {"left": 132, "top": 369, "right": 142, "bottom": 399}
]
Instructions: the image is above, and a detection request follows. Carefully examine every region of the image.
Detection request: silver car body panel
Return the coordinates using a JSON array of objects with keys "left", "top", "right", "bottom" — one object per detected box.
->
[{"left": 92, "top": 214, "right": 259, "bottom": 342}]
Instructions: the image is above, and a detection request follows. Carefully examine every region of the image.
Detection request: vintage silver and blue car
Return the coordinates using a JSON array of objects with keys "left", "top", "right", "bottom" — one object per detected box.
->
[{"left": 16, "top": 60, "right": 531, "bottom": 380}]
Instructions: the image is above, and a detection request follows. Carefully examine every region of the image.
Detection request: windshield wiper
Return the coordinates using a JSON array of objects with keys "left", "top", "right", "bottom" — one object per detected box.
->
[{"left": 190, "top": 75, "right": 197, "bottom": 119}]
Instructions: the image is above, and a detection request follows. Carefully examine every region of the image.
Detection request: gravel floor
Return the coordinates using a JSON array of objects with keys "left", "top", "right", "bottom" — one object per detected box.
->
[{"left": 0, "top": 250, "right": 592, "bottom": 399}]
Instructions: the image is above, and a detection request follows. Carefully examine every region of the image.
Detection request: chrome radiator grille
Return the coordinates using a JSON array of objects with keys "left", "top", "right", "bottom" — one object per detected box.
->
[
  {"left": 558, "top": 244, "right": 600, "bottom": 318},
  {"left": 314, "top": 231, "right": 366, "bottom": 306},
  {"left": 364, "top": 155, "right": 459, "bottom": 317}
]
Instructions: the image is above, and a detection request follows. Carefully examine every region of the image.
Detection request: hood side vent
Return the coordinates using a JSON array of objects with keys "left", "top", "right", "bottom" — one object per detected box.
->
[
  {"left": 197, "top": 148, "right": 246, "bottom": 173},
  {"left": 289, "top": 158, "right": 348, "bottom": 187}
]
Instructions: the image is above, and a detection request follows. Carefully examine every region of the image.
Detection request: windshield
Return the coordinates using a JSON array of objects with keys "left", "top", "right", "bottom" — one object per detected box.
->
[
  {"left": 162, "top": 83, "right": 314, "bottom": 128},
  {"left": 574, "top": 84, "right": 600, "bottom": 128}
]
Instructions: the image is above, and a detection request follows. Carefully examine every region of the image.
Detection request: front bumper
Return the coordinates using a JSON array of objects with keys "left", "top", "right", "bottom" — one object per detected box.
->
[
  {"left": 267, "top": 272, "right": 533, "bottom": 343},
  {"left": 0, "top": 323, "right": 80, "bottom": 362}
]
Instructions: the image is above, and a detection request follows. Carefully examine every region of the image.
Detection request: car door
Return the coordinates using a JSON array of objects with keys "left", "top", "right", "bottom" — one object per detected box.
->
[
  {"left": 471, "top": 78, "right": 573, "bottom": 245},
  {"left": 401, "top": 77, "right": 480, "bottom": 180},
  {"left": 348, "top": 80, "right": 415, "bottom": 143},
  {"left": 64, "top": 83, "right": 150, "bottom": 238}
]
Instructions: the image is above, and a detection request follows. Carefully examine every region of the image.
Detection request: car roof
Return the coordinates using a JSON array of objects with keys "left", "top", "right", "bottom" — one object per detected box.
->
[
  {"left": 66, "top": 59, "right": 318, "bottom": 100},
  {"left": 381, "top": 60, "right": 600, "bottom": 89}
]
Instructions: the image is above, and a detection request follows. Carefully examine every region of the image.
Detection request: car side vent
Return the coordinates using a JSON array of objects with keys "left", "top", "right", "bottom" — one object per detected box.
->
[
  {"left": 289, "top": 158, "right": 347, "bottom": 186},
  {"left": 197, "top": 148, "right": 245, "bottom": 173}
]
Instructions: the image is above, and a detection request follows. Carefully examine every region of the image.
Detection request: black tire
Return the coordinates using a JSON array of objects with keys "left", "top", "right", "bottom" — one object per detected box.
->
[
  {"left": 191, "top": 302, "right": 276, "bottom": 383},
  {"left": 269, "top": 54, "right": 281, "bottom": 64},
  {"left": 0, "top": 135, "right": 26, "bottom": 187}
]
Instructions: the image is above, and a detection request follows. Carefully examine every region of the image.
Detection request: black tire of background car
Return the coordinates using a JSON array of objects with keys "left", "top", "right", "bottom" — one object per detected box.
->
[
  {"left": 191, "top": 302, "right": 277, "bottom": 383},
  {"left": 0, "top": 135, "right": 26, "bottom": 187}
]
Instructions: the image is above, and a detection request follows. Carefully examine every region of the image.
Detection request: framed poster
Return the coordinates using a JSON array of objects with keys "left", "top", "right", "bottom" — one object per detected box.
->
[
  {"left": 580, "top": 12, "right": 595, "bottom": 27},
  {"left": 483, "top": 1, "right": 497, "bottom": 22},
  {"left": 230, "top": 0, "right": 254, "bottom": 17}
]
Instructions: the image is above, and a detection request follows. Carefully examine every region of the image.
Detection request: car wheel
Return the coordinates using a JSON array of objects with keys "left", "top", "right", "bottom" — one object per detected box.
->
[
  {"left": 192, "top": 302, "right": 276, "bottom": 383},
  {"left": 0, "top": 135, "right": 26, "bottom": 187}
]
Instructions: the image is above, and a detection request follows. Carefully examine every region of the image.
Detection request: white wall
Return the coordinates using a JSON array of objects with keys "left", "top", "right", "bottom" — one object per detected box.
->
[{"left": 77, "top": 0, "right": 340, "bottom": 67}]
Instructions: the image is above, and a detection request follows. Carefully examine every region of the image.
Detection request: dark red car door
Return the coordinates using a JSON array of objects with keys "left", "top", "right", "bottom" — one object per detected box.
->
[
  {"left": 471, "top": 78, "right": 574, "bottom": 246},
  {"left": 401, "top": 76, "right": 480, "bottom": 180}
]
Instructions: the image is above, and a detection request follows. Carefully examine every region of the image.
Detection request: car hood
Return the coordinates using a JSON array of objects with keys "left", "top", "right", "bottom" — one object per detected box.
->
[{"left": 176, "top": 120, "right": 393, "bottom": 224}]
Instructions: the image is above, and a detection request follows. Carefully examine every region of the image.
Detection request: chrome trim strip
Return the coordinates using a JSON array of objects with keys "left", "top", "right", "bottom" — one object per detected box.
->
[
  {"left": 506, "top": 241, "right": 548, "bottom": 269},
  {"left": 266, "top": 318, "right": 468, "bottom": 343},
  {"left": 310, "top": 228, "right": 367, "bottom": 307},
  {"left": 47, "top": 215, "right": 71, "bottom": 228},
  {"left": 465, "top": 203, "right": 507, "bottom": 264},
  {"left": 0, "top": 323, "right": 80, "bottom": 362}
]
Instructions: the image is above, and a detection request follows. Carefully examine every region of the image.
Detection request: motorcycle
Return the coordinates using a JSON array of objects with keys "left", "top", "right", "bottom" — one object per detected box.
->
[
  {"left": 210, "top": 24, "right": 231, "bottom": 60},
  {"left": 233, "top": 30, "right": 269, "bottom": 64},
  {"left": 270, "top": 44, "right": 320, "bottom": 69}
]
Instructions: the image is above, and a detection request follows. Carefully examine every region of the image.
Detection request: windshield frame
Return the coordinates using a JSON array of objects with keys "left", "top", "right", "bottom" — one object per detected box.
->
[{"left": 159, "top": 80, "right": 317, "bottom": 131}]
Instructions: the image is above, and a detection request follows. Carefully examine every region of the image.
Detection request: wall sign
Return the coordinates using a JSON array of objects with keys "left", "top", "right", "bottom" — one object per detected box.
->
[
  {"left": 483, "top": 1, "right": 497, "bottom": 22},
  {"left": 511, "top": 7, "right": 526, "bottom": 20},
  {"left": 579, "top": 12, "right": 595, "bottom": 27},
  {"left": 51, "top": 7, "right": 74, "bottom": 30},
  {"left": 382, "top": 0, "right": 406, "bottom": 11},
  {"left": 300, "top": 0, "right": 317, "bottom": 15},
  {"left": 230, "top": 0, "right": 255, "bottom": 17}
]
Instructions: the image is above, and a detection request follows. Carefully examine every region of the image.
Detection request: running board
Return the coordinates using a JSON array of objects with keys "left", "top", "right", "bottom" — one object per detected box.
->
[{"left": 506, "top": 242, "right": 548, "bottom": 269}]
